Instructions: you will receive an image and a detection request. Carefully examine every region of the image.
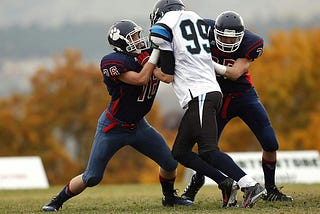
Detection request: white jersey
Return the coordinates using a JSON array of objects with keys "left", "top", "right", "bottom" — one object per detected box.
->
[{"left": 150, "top": 10, "right": 221, "bottom": 108}]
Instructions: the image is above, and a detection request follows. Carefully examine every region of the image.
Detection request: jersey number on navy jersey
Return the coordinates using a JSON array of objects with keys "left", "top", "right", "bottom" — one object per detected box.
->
[
  {"left": 137, "top": 76, "right": 160, "bottom": 102},
  {"left": 212, "top": 56, "right": 235, "bottom": 67},
  {"left": 180, "top": 19, "right": 211, "bottom": 54}
]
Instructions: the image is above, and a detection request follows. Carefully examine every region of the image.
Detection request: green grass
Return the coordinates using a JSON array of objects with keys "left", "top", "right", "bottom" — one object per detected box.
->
[{"left": 0, "top": 183, "right": 319, "bottom": 213}]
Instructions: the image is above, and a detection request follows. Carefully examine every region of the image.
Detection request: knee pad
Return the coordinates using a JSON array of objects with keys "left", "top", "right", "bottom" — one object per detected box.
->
[{"left": 259, "top": 125, "right": 279, "bottom": 152}]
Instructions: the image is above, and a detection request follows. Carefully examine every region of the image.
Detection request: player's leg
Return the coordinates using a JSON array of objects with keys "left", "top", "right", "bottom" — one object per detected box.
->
[
  {"left": 132, "top": 118, "right": 192, "bottom": 206},
  {"left": 240, "top": 89, "right": 292, "bottom": 201},
  {"left": 180, "top": 93, "right": 237, "bottom": 207},
  {"left": 42, "top": 112, "right": 126, "bottom": 211},
  {"left": 182, "top": 103, "right": 233, "bottom": 203},
  {"left": 170, "top": 93, "right": 227, "bottom": 184},
  {"left": 197, "top": 92, "right": 266, "bottom": 208}
]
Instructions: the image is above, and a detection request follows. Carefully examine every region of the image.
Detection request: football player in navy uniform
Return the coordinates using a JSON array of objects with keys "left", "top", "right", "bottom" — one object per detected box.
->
[
  {"left": 150, "top": 0, "right": 266, "bottom": 208},
  {"left": 182, "top": 11, "right": 293, "bottom": 203},
  {"left": 41, "top": 19, "right": 192, "bottom": 212}
]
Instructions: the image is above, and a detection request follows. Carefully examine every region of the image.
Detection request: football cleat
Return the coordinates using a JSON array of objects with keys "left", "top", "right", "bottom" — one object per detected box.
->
[
  {"left": 218, "top": 177, "right": 239, "bottom": 208},
  {"left": 162, "top": 190, "right": 193, "bottom": 207},
  {"left": 181, "top": 174, "right": 205, "bottom": 202},
  {"left": 241, "top": 183, "right": 267, "bottom": 208},
  {"left": 263, "top": 186, "right": 293, "bottom": 202},
  {"left": 42, "top": 196, "right": 63, "bottom": 212}
]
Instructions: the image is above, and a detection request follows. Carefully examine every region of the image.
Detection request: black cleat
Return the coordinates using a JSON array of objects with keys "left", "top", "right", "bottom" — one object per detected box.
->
[
  {"left": 42, "top": 196, "right": 63, "bottom": 212},
  {"left": 241, "top": 183, "right": 267, "bottom": 208},
  {"left": 263, "top": 186, "right": 293, "bottom": 202},
  {"left": 162, "top": 190, "right": 193, "bottom": 207},
  {"left": 218, "top": 177, "right": 239, "bottom": 208},
  {"left": 181, "top": 174, "right": 205, "bottom": 202}
]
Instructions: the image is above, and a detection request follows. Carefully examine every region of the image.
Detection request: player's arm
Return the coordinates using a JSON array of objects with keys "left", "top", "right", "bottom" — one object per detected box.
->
[
  {"left": 118, "top": 63, "right": 155, "bottom": 85},
  {"left": 153, "top": 50, "right": 174, "bottom": 83},
  {"left": 149, "top": 24, "right": 175, "bottom": 83},
  {"left": 224, "top": 58, "right": 250, "bottom": 80},
  {"left": 118, "top": 50, "right": 160, "bottom": 85},
  {"left": 213, "top": 58, "right": 250, "bottom": 81}
]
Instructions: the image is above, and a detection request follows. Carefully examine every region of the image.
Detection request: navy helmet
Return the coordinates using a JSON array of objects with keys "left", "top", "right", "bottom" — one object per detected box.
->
[
  {"left": 107, "top": 19, "right": 149, "bottom": 54},
  {"left": 214, "top": 11, "right": 245, "bottom": 53}
]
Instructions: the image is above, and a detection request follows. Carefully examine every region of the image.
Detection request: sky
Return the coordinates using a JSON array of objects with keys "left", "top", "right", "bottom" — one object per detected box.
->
[{"left": 1, "top": 0, "right": 320, "bottom": 29}]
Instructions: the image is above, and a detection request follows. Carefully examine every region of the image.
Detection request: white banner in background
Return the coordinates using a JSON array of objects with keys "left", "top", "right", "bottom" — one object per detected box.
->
[
  {"left": 184, "top": 150, "right": 320, "bottom": 185},
  {"left": 0, "top": 156, "right": 49, "bottom": 189}
]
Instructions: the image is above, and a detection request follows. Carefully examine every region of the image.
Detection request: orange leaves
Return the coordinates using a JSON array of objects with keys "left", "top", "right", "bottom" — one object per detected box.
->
[{"left": 251, "top": 28, "right": 320, "bottom": 151}]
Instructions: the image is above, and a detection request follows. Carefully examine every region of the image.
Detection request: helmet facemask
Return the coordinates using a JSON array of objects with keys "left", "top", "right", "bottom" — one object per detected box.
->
[
  {"left": 125, "top": 27, "right": 150, "bottom": 54},
  {"left": 214, "top": 28, "right": 244, "bottom": 53}
]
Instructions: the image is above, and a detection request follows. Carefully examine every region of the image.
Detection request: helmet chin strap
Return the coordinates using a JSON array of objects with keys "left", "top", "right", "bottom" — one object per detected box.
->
[{"left": 114, "top": 46, "right": 124, "bottom": 53}]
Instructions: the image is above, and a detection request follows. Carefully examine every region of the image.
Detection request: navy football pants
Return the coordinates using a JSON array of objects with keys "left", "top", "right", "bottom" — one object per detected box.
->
[
  {"left": 217, "top": 87, "right": 279, "bottom": 152},
  {"left": 82, "top": 111, "right": 178, "bottom": 187}
]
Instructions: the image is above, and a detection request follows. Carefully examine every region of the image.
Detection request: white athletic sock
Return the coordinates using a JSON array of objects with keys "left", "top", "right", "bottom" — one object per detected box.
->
[{"left": 237, "top": 175, "right": 257, "bottom": 189}]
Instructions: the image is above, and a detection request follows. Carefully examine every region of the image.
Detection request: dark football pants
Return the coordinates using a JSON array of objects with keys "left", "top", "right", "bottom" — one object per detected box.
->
[
  {"left": 172, "top": 91, "right": 247, "bottom": 183},
  {"left": 82, "top": 111, "right": 178, "bottom": 187},
  {"left": 217, "top": 87, "right": 279, "bottom": 152}
]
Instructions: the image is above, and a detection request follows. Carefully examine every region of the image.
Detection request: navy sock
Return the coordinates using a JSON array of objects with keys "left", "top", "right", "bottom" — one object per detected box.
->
[
  {"left": 159, "top": 175, "right": 175, "bottom": 195},
  {"left": 57, "top": 183, "right": 76, "bottom": 203},
  {"left": 262, "top": 158, "right": 276, "bottom": 191}
]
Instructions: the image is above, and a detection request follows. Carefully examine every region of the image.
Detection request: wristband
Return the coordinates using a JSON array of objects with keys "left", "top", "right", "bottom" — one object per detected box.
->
[
  {"left": 213, "top": 61, "right": 227, "bottom": 75},
  {"left": 148, "top": 49, "right": 160, "bottom": 65}
]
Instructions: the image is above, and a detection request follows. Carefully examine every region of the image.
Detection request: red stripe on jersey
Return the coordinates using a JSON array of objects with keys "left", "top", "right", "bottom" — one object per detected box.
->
[
  {"left": 110, "top": 87, "right": 122, "bottom": 115},
  {"left": 100, "top": 60, "right": 125, "bottom": 69},
  {"left": 245, "top": 38, "right": 263, "bottom": 59},
  {"left": 103, "top": 113, "right": 118, "bottom": 133},
  {"left": 245, "top": 71, "right": 253, "bottom": 85},
  {"left": 103, "top": 87, "right": 122, "bottom": 133}
]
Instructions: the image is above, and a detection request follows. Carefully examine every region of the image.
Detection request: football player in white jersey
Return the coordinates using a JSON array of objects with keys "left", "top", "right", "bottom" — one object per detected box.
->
[{"left": 150, "top": 0, "right": 266, "bottom": 208}]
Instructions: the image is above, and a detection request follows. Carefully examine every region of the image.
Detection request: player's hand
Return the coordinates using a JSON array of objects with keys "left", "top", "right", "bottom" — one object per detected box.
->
[{"left": 137, "top": 51, "right": 150, "bottom": 66}]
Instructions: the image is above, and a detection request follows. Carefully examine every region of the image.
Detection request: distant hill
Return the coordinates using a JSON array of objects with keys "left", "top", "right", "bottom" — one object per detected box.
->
[{"left": 0, "top": 22, "right": 107, "bottom": 61}]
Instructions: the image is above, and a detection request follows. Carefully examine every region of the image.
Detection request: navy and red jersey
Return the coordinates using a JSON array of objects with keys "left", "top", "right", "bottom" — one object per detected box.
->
[
  {"left": 204, "top": 19, "right": 264, "bottom": 94},
  {"left": 100, "top": 51, "right": 160, "bottom": 123}
]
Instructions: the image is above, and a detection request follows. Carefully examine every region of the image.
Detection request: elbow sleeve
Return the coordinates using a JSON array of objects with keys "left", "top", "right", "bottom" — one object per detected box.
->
[{"left": 159, "top": 50, "right": 175, "bottom": 75}]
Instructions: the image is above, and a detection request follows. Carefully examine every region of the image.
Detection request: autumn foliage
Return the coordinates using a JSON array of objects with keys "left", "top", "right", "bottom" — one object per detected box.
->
[{"left": 1, "top": 28, "right": 320, "bottom": 185}]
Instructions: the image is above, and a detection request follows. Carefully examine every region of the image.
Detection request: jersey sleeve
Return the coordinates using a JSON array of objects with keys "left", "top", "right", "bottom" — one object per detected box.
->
[
  {"left": 243, "top": 30, "right": 264, "bottom": 61},
  {"left": 100, "top": 57, "right": 128, "bottom": 80},
  {"left": 150, "top": 23, "right": 173, "bottom": 51}
]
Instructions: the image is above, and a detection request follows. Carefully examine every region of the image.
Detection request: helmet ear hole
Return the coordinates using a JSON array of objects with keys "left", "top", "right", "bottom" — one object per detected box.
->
[{"left": 214, "top": 11, "right": 245, "bottom": 53}]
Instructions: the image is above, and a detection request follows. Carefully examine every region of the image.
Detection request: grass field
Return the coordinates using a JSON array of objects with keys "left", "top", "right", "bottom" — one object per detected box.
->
[{"left": 0, "top": 183, "right": 319, "bottom": 213}]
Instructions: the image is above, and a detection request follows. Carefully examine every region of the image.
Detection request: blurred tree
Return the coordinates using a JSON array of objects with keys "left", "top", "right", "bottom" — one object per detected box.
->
[
  {"left": 28, "top": 49, "right": 106, "bottom": 167},
  {"left": 0, "top": 94, "right": 79, "bottom": 184}
]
